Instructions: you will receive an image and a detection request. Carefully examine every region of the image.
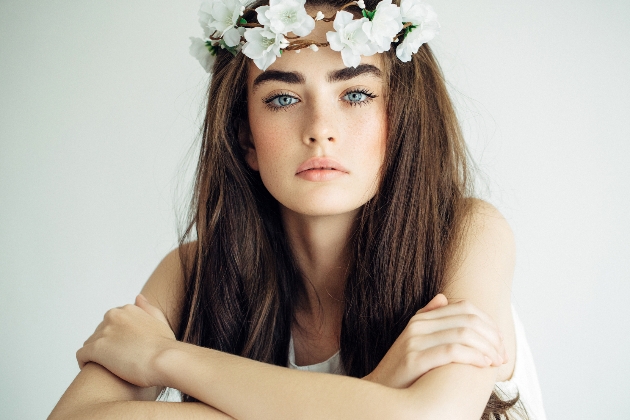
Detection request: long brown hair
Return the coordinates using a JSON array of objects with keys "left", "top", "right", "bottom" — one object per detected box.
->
[{"left": 175, "top": 1, "right": 526, "bottom": 418}]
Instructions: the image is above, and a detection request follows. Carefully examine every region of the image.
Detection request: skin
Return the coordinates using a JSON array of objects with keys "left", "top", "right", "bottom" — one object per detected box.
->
[
  {"left": 49, "top": 8, "right": 518, "bottom": 420},
  {"left": 241, "top": 13, "right": 388, "bottom": 364}
]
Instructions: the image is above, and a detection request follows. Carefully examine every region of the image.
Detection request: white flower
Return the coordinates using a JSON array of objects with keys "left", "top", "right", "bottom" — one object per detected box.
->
[
  {"left": 315, "top": 11, "right": 325, "bottom": 21},
  {"left": 242, "top": 27, "right": 290, "bottom": 70},
  {"left": 199, "top": 0, "right": 248, "bottom": 47},
  {"left": 395, "top": 1, "right": 439, "bottom": 62},
  {"left": 189, "top": 37, "right": 216, "bottom": 73},
  {"left": 198, "top": 1, "right": 214, "bottom": 37},
  {"left": 361, "top": 0, "right": 403, "bottom": 52},
  {"left": 256, "top": 0, "right": 315, "bottom": 37},
  {"left": 357, "top": 0, "right": 366, "bottom": 9},
  {"left": 399, "top": 0, "right": 437, "bottom": 26},
  {"left": 326, "top": 11, "right": 378, "bottom": 68}
]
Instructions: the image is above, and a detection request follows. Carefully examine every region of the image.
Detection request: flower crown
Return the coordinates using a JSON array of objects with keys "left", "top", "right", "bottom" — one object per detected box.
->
[{"left": 190, "top": 0, "right": 439, "bottom": 72}]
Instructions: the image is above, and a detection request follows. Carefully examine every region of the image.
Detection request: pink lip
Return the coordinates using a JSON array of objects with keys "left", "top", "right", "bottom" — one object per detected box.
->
[{"left": 296, "top": 157, "right": 349, "bottom": 175}]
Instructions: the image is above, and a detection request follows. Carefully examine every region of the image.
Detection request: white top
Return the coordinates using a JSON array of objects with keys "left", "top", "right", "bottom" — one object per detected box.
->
[{"left": 288, "top": 304, "right": 546, "bottom": 420}]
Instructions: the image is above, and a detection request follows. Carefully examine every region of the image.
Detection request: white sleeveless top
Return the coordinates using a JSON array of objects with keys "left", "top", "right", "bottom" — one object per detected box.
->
[{"left": 288, "top": 304, "right": 546, "bottom": 420}]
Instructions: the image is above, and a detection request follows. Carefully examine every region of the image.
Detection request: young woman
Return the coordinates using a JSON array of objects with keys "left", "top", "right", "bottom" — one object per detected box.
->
[{"left": 49, "top": 0, "right": 545, "bottom": 419}]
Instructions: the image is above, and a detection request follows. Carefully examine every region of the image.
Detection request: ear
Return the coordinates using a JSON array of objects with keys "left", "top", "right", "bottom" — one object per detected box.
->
[{"left": 237, "top": 117, "right": 259, "bottom": 172}]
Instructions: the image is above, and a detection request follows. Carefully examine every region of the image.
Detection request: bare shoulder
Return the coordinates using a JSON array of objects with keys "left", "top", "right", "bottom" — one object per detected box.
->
[
  {"left": 462, "top": 198, "right": 514, "bottom": 249},
  {"left": 445, "top": 198, "right": 515, "bottom": 294},
  {"left": 140, "top": 241, "right": 197, "bottom": 337}
]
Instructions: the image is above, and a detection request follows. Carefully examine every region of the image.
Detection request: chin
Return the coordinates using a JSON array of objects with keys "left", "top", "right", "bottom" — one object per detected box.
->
[{"left": 281, "top": 197, "right": 365, "bottom": 218}]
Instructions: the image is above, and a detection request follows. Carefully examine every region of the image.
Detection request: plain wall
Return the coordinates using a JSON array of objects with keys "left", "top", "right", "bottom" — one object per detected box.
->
[{"left": 1, "top": 0, "right": 629, "bottom": 418}]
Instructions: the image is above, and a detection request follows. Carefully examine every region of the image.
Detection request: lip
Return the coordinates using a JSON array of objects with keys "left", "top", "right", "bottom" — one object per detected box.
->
[{"left": 296, "top": 157, "right": 349, "bottom": 175}]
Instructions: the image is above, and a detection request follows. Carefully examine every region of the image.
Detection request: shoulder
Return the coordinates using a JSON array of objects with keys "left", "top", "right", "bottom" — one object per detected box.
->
[
  {"left": 140, "top": 241, "right": 197, "bottom": 337},
  {"left": 461, "top": 198, "right": 515, "bottom": 252},
  {"left": 444, "top": 198, "right": 517, "bottom": 380},
  {"left": 447, "top": 198, "right": 515, "bottom": 291}
]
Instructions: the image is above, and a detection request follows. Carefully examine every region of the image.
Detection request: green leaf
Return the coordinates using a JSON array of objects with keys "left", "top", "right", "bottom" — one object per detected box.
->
[
  {"left": 362, "top": 9, "right": 376, "bottom": 20},
  {"left": 217, "top": 39, "right": 239, "bottom": 56},
  {"left": 239, "top": 17, "right": 247, "bottom": 24},
  {"left": 404, "top": 24, "right": 418, "bottom": 38},
  {"left": 205, "top": 40, "right": 220, "bottom": 56},
  {"left": 205, "top": 39, "right": 239, "bottom": 57}
]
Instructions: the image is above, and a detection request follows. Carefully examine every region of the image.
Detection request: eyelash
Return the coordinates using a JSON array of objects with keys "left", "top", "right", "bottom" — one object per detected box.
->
[{"left": 263, "top": 88, "right": 378, "bottom": 112}]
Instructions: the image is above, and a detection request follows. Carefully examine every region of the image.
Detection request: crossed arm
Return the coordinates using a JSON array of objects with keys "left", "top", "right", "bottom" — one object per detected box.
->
[{"left": 49, "top": 200, "right": 516, "bottom": 420}]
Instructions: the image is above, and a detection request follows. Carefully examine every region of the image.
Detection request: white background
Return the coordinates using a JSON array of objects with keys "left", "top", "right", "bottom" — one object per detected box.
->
[{"left": 1, "top": 0, "right": 629, "bottom": 419}]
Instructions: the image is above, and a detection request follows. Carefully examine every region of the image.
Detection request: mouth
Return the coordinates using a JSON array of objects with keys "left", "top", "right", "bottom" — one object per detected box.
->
[
  {"left": 299, "top": 167, "right": 338, "bottom": 172},
  {"left": 296, "top": 157, "right": 349, "bottom": 174}
]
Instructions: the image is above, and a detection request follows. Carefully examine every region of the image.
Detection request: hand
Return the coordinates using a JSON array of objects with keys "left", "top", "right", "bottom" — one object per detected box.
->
[
  {"left": 363, "top": 294, "right": 508, "bottom": 389},
  {"left": 76, "top": 294, "right": 176, "bottom": 388}
]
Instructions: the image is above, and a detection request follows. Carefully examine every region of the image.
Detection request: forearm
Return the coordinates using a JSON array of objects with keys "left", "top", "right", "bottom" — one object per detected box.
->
[
  {"left": 157, "top": 342, "right": 415, "bottom": 420},
  {"left": 48, "top": 363, "right": 234, "bottom": 420},
  {"left": 50, "top": 401, "right": 234, "bottom": 420}
]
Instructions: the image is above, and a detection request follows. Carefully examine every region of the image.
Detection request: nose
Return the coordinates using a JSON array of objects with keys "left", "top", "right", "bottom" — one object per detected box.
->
[{"left": 302, "top": 99, "right": 338, "bottom": 146}]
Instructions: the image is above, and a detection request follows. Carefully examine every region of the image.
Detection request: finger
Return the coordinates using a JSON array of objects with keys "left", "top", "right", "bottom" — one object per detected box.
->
[
  {"left": 135, "top": 294, "right": 169, "bottom": 326},
  {"left": 407, "top": 314, "right": 505, "bottom": 361},
  {"left": 411, "top": 300, "right": 504, "bottom": 353},
  {"left": 76, "top": 345, "right": 90, "bottom": 370},
  {"left": 413, "top": 300, "right": 499, "bottom": 332},
  {"left": 82, "top": 323, "right": 102, "bottom": 347},
  {"left": 416, "top": 294, "right": 448, "bottom": 314},
  {"left": 413, "top": 343, "right": 496, "bottom": 375},
  {"left": 412, "top": 327, "right": 504, "bottom": 366}
]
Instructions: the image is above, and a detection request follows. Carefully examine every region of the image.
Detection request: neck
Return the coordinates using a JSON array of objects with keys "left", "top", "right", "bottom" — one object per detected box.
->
[{"left": 280, "top": 205, "right": 358, "bottom": 325}]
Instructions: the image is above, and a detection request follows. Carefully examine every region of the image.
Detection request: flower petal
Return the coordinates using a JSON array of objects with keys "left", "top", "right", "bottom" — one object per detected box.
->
[
  {"left": 189, "top": 37, "right": 216, "bottom": 73},
  {"left": 326, "top": 31, "right": 344, "bottom": 51},
  {"left": 341, "top": 47, "right": 361, "bottom": 68},
  {"left": 256, "top": 6, "right": 271, "bottom": 26},
  {"left": 223, "top": 27, "right": 242, "bottom": 47}
]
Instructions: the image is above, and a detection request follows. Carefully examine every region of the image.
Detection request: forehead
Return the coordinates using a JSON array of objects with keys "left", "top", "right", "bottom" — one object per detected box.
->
[{"left": 246, "top": 10, "right": 385, "bottom": 88}]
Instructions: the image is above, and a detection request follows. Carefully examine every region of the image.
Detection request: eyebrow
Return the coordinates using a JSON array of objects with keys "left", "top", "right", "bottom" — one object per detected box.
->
[{"left": 251, "top": 64, "right": 382, "bottom": 92}]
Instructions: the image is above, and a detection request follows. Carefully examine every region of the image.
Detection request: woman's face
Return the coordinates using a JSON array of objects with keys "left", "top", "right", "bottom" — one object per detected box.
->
[{"left": 243, "top": 13, "right": 388, "bottom": 217}]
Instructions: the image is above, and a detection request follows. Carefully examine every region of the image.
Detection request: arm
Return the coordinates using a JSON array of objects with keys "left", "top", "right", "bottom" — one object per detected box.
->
[
  {"left": 130, "top": 200, "right": 515, "bottom": 420},
  {"left": 49, "top": 247, "right": 234, "bottom": 420},
  {"left": 156, "top": 344, "right": 413, "bottom": 420},
  {"left": 66, "top": 199, "right": 515, "bottom": 420},
  {"left": 48, "top": 363, "right": 233, "bottom": 420},
  {"left": 404, "top": 199, "right": 516, "bottom": 417}
]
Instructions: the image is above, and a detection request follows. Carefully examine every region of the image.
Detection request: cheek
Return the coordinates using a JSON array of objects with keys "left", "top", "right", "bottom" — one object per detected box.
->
[
  {"left": 350, "top": 106, "right": 388, "bottom": 170},
  {"left": 248, "top": 103, "right": 281, "bottom": 157},
  {"left": 247, "top": 107, "right": 296, "bottom": 188},
  {"left": 249, "top": 116, "right": 288, "bottom": 163}
]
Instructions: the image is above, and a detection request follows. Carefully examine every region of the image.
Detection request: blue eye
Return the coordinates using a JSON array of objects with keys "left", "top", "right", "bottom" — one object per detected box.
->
[
  {"left": 264, "top": 89, "right": 377, "bottom": 111},
  {"left": 267, "top": 95, "right": 299, "bottom": 109},
  {"left": 343, "top": 89, "right": 377, "bottom": 106},
  {"left": 344, "top": 92, "right": 368, "bottom": 102}
]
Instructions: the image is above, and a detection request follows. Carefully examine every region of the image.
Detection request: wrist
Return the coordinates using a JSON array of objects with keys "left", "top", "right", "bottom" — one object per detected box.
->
[{"left": 153, "top": 339, "right": 191, "bottom": 388}]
